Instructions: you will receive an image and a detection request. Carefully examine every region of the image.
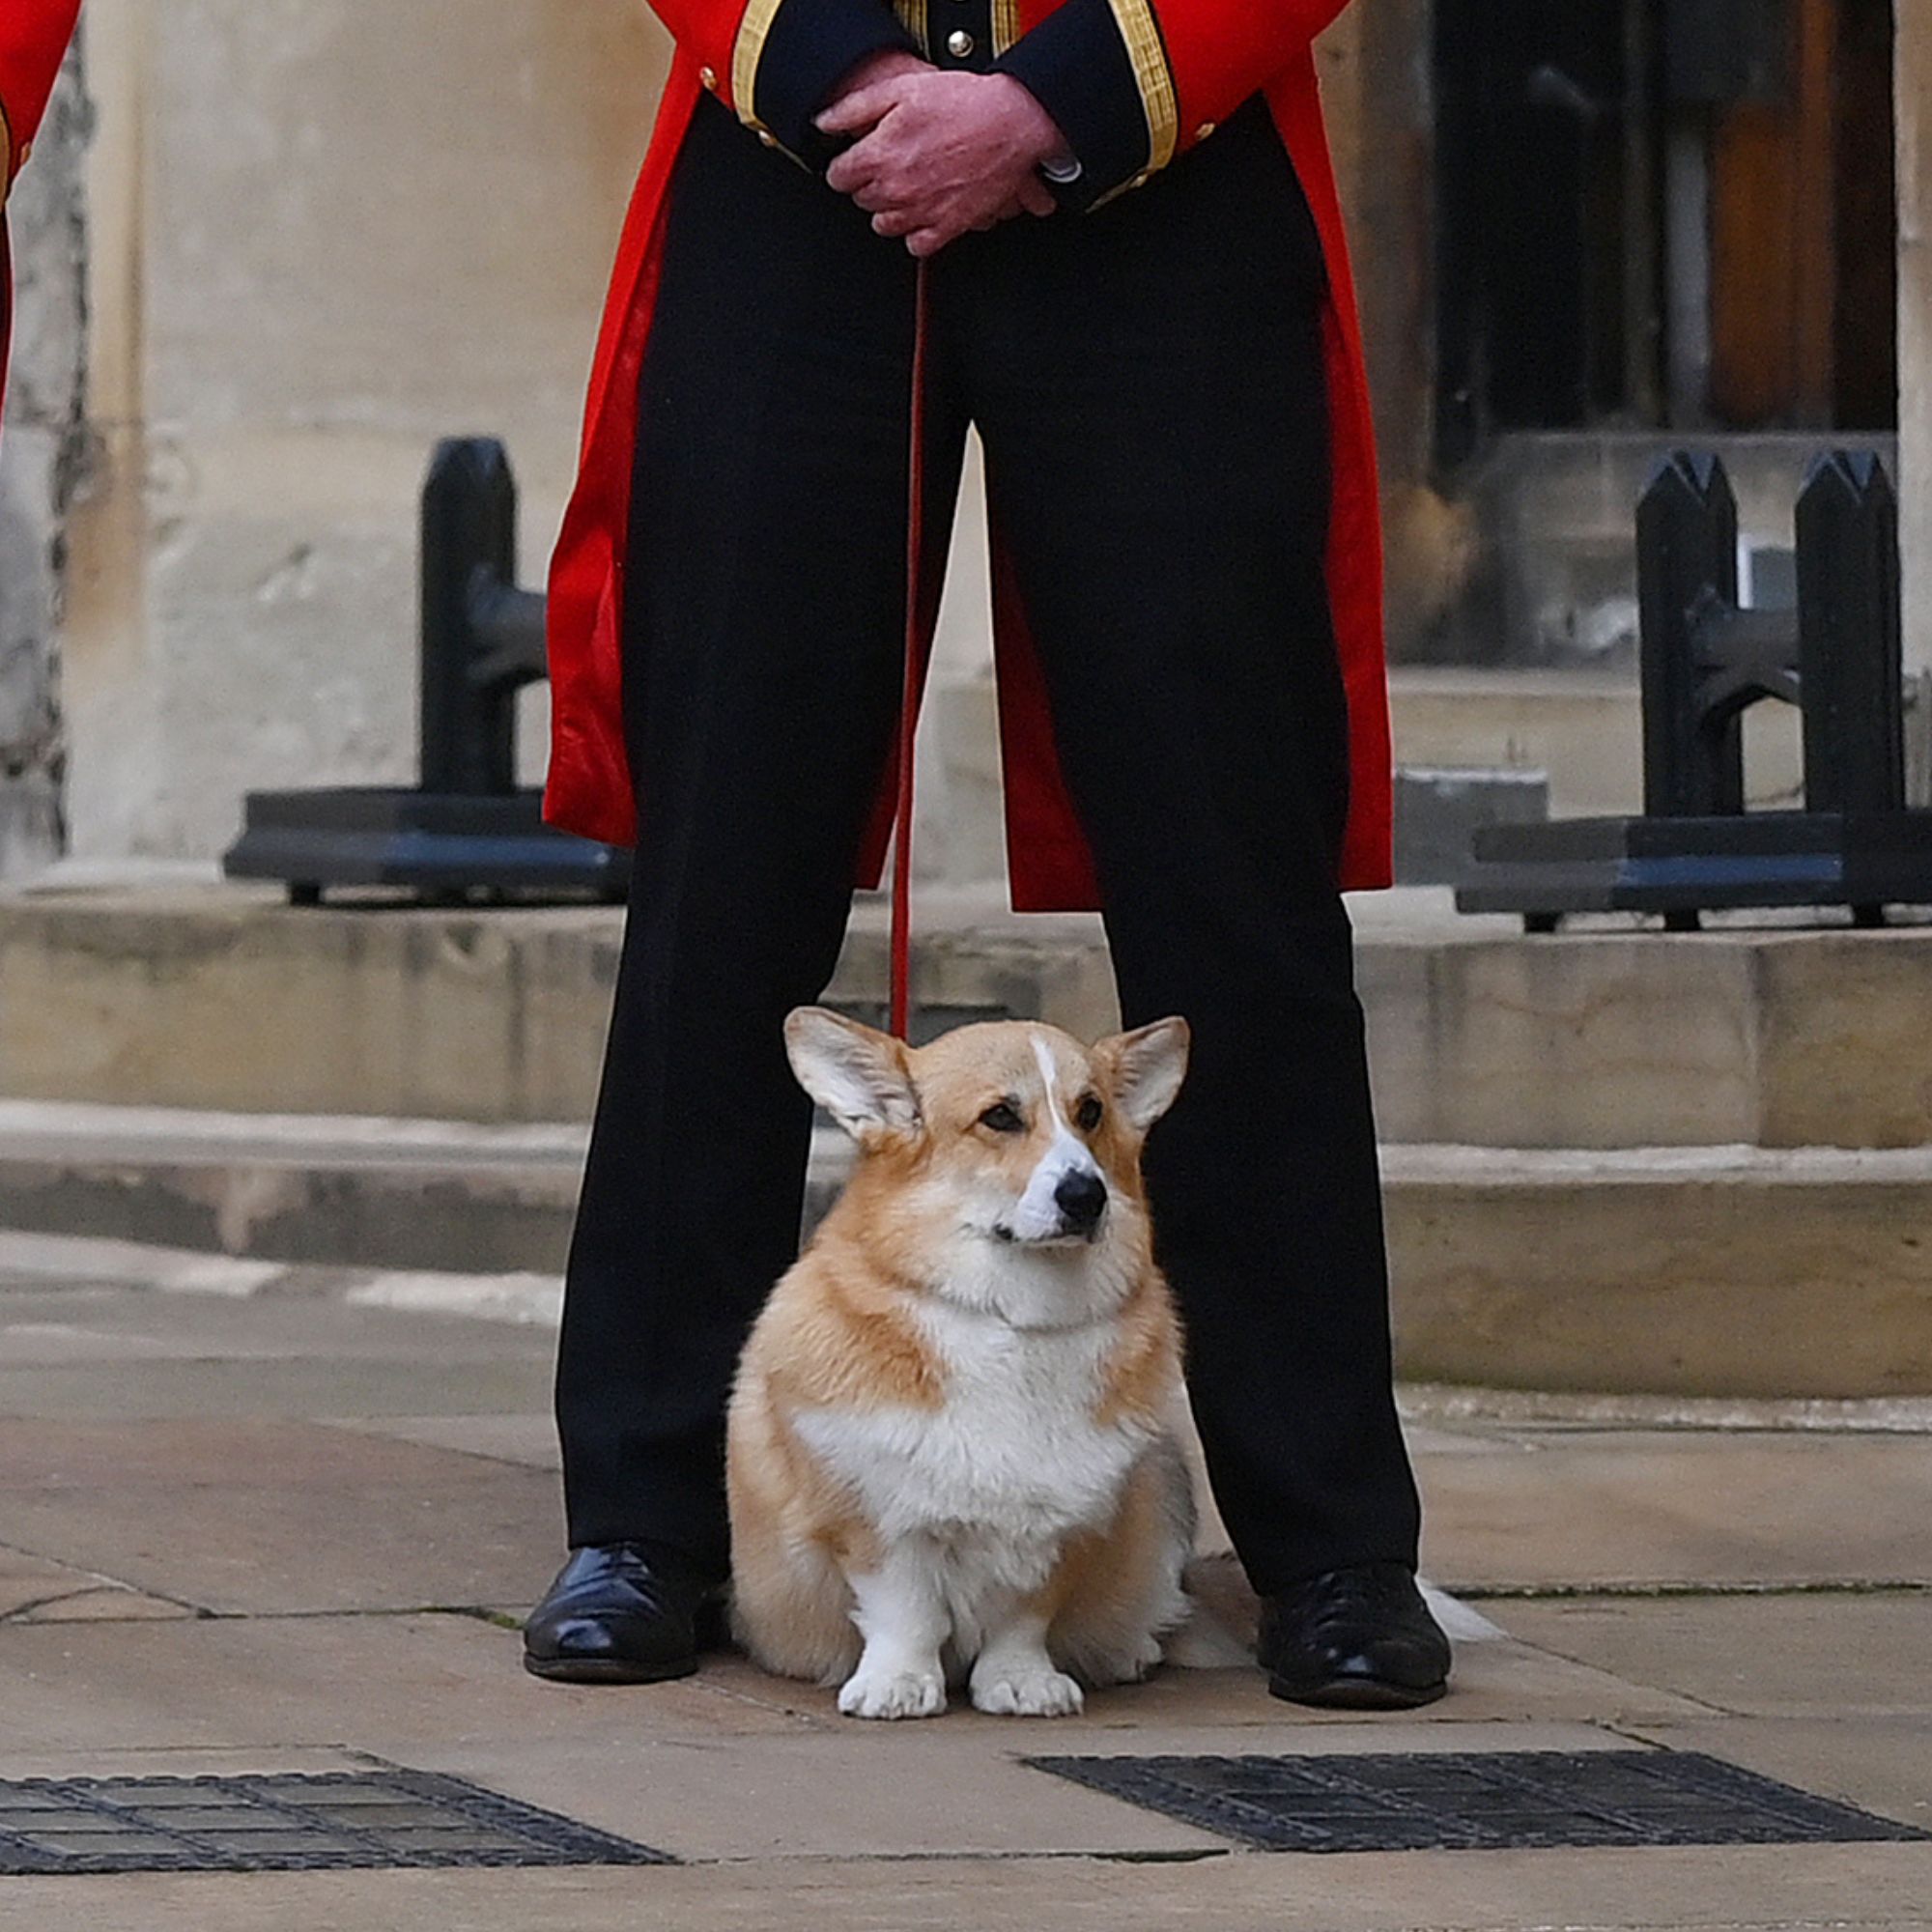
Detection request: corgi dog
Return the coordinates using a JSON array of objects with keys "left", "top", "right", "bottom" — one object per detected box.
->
[{"left": 726, "top": 1009, "right": 1196, "bottom": 1720}]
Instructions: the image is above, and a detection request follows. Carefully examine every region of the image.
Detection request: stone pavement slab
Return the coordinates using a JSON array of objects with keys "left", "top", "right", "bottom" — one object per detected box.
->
[
  {"left": 438, "top": 1728, "right": 1235, "bottom": 1863},
  {"left": 1495, "top": 1593, "right": 1932, "bottom": 1717},
  {"left": 1, "top": 1844, "right": 1928, "bottom": 1932},
  {"left": 0, "top": 1270, "right": 555, "bottom": 1365},
  {"left": 0, "top": 1618, "right": 821, "bottom": 1757},
  {"left": 0, "top": 1271, "right": 555, "bottom": 1420},
  {"left": 326, "top": 1411, "right": 562, "bottom": 1469},
  {"left": 1621, "top": 1717, "right": 1932, "bottom": 1835},
  {"left": 1104, "top": 1630, "right": 1714, "bottom": 1728},
  {"left": 1, "top": 1246, "right": 1929, "bottom": 1926},
  {"left": 0, "top": 1351, "right": 553, "bottom": 1422},
  {"left": 1419, "top": 1428, "right": 1932, "bottom": 1589},
  {"left": 0, "top": 1419, "right": 559, "bottom": 1614},
  {"left": 418, "top": 1718, "right": 1651, "bottom": 1868},
  {"left": 0, "top": 1545, "right": 187, "bottom": 1624},
  {"left": 0, "top": 1605, "right": 1691, "bottom": 1772}
]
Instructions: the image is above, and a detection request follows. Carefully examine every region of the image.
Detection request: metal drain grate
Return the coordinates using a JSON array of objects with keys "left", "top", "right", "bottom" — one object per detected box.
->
[
  {"left": 1029, "top": 1750, "right": 1929, "bottom": 1854},
  {"left": 0, "top": 1770, "right": 670, "bottom": 1875}
]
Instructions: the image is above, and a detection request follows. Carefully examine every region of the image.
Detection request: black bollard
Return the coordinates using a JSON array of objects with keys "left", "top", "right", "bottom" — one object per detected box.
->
[
  {"left": 420, "top": 440, "right": 518, "bottom": 798},
  {"left": 418, "top": 439, "right": 552, "bottom": 800},
  {"left": 223, "top": 440, "right": 627, "bottom": 905}
]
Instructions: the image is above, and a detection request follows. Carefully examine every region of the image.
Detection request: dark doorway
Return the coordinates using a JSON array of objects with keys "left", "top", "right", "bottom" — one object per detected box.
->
[{"left": 1435, "top": 0, "right": 1896, "bottom": 468}]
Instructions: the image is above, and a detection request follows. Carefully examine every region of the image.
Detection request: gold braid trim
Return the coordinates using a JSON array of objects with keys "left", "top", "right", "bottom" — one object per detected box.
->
[
  {"left": 1103, "top": 0, "right": 1179, "bottom": 175},
  {"left": 730, "top": 0, "right": 787, "bottom": 129},
  {"left": 729, "top": 0, "right": 813, "bottom": 166},
  {"left": 893, "top": 1, "right": 930, "bottom": 56},
  {"left": 991, "top": 0, "right": 1021, "bottom": 56}
]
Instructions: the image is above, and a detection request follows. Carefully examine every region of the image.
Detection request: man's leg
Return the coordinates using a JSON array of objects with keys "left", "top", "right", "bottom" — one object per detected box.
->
[
  {"left": 967, "top": 101, "right": 1442, "bottom": 1701},
  {"left": 529, "top": 99, "right": 966, "bottom": 1680}
]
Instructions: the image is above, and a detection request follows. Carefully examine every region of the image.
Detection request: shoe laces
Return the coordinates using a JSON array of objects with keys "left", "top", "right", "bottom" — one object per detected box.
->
[{"left": 1279, "top": 1562, "right": 1420, "bottom": 1631}]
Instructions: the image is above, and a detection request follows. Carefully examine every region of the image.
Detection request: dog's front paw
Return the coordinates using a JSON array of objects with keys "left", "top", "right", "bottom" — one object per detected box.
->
[
  {"left": 838, "top": 1664, "right": 948, "bottom": 1720},
  {"left": 971, "top": 1663, "right": 1085, "bottom": 1719}
]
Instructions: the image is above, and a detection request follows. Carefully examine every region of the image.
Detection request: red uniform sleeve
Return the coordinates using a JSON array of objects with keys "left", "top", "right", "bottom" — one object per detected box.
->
[
  {"left": 0, "top": 0, "right": 81, "bottom": 198},
  {"left": 1000, "top": 0, "right": 1349, "bottom": 206}
]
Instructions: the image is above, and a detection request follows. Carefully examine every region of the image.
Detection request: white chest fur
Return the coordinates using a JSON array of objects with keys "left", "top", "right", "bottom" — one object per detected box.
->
[{"left": 793, "top": 1297, "right": 1161, "bottom": 1571}]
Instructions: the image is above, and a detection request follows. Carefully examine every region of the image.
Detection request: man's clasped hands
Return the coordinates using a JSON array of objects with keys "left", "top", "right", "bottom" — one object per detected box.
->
[{"left": 816, "top": 51, "right": 1075, "bottom": 258}]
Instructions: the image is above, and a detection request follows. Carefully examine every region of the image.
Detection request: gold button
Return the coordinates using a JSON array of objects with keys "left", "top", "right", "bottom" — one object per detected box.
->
[
  {"left": 947, "top": 28, "right": 976, "bottom": 57},
  {"left": 699, "top": 66, "right": 718, "bottom": 90},
  {"left": 1195, "top": 122, "right": 1216, "bottom": 141},
  {"left": 1132, "top": 171, "right": 1150, "bottom": 189},
  {"left": 757, "top": 129, "right": 777, "bottom": 147}
]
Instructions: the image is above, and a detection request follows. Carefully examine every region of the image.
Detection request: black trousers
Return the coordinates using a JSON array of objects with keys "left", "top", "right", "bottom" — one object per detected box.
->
[{"left": 555, "top": 95, "right": 1422, "bottom": 1598}]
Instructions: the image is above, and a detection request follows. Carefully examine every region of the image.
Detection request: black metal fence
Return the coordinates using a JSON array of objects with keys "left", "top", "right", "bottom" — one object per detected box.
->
[
  {"left": 1459, "top": 448, "right": 1930, "bottom": 930},
  {"left": 230, "top": 437, "right": 1927, "bottom": 928},
  {"left": 223, "top": 440, "right": 628, "bottom": 905}
]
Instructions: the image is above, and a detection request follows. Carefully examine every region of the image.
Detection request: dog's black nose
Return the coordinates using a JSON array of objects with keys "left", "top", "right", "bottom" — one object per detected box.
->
[{"left": 1054, "top": 1170, "right": 1108, "bottom": 1234}]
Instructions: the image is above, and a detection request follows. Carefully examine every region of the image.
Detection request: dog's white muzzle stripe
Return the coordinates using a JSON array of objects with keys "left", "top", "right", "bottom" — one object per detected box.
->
[{"left": 1004, "top": 1037, "right": 1107, "bottom": 1243}]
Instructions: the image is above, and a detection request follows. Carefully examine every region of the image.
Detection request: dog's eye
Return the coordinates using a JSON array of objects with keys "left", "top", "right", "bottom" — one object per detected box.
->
[
  {"left": 1075, "top": 1095, "right": 1104, "bottom": 1132},
  {"left": 980, "top": 1101, "right": 1025, "bottom": 1134}
]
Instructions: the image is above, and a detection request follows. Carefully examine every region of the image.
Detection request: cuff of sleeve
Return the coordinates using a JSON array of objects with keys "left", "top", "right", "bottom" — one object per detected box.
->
[
  {"left": 735, "top": 0, "right": 920, "bottom": 170},
  {"left": 995, "top": 0, "right": 1178, "bottom": 211}
]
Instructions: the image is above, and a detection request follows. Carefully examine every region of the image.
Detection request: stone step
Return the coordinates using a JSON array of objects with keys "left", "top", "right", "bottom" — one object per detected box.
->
[
  {"left": 1383, "top": 1143, "right": 1932, "bottom": 1400},
  {"left": 921, "top": 664, "right": 1643, "bottom": 893},
  {"left": 938, "top": 666, "right": 1800, "bottom": 849},
  {"left": 0, "top": 1100, "right": 588, "bottom": 1276},
  {"left": 1386, "top": 667, "right": 1801, "bottom": 819},
  {"left": 1391, "top": 766, "right": 1548, "bottom": 886},
  {"left": 0, "top": 1100, "right": 858, "bottom": 1276},
  {"left": 0, "top": 1099, "right": 1924, "bottom": 1398},
  {"left": 7, "top": 881, "right": 1932, "bottom": 1149}
]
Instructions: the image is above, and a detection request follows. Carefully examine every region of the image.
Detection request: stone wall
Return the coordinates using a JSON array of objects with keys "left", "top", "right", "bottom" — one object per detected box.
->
[
  {"left": 6, "top": 2, "right": 1551, "bottom": 876},
  {"left": 29, "top": 0, "right": 1434, "bottom": 880},
  {"left": 11, "top": 5, "right": 1920, "bottom": 878},
  {"left": 0, "top": 40, "right": 88, "bottom": 879},
  {"left": 60, "top": 0, "right": 672, "bottom": 867},
  {"left": 1316, "top": 0, "right": 1465, "bottom": 659}
]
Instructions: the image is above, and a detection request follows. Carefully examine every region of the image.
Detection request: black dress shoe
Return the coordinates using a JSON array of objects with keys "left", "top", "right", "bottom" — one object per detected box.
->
[
  {"left": 1259, "top": 1562, "right": 1452, "bottom": 1710},
  {"left": 523, "top": 1543, "right": 726, "bottom": 1685}
]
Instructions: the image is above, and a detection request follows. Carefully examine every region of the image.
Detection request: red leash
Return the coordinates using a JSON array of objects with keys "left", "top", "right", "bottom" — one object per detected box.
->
[{"left": 890, "top": 263, "right": 932, "bottom": 1043}]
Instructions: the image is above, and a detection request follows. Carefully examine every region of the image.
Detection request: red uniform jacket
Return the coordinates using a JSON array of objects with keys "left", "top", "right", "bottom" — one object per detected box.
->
[
  {"left": 546, "top": 0, "right": 1391, "bottom": 907},
  {"left": 0, "top": 0, "right": 82, "bottom": 416}
]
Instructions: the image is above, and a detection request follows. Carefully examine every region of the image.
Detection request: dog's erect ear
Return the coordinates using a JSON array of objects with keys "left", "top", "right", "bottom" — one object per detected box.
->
[
  {"left": 1097, "top": 1017, "right": 1191, "bottom": 1134},
  {"left": 784, "top": 1008, "right": 923, "bottom": 1143}
]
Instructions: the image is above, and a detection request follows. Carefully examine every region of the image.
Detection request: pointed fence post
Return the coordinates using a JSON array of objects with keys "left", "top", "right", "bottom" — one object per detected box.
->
[
  {"left": 1797, "top": 450, "right": 1904, "bottom": 815},
  {"left": 1638, "top": 452, "right": 1742, "bottom": 817}
]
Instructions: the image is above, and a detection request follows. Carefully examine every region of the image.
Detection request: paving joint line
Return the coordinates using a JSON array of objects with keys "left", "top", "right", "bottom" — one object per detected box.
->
[
  {"left": 0, "top": 1536, "right": 211, "bottom": 1621},
  {"left": 0, "top": 1587, "right": 126, "bottom": 1625},
  {"left": 308, "top": 1421, "right": 560, "bottom": 1479},
  {"left": 181, "top": 1605, "right": 531, "bottom": 1626},
  {"left": 1454, "top": 1578, "right": 1932, "bottom": 1601},
  {"left": 691, "top": 1848, "right": 1243, "bottom": 1869}
]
